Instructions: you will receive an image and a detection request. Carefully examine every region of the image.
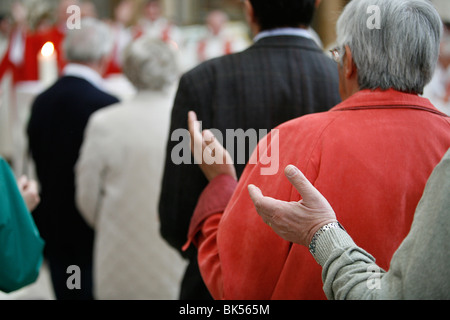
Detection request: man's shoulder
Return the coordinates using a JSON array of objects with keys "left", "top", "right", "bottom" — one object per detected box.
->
[
  {"left": 182, "top": 38, "right": 335, "bottom": 81},
  {"left": 32, "top": 77, "right": 118, "bottom": 111},
  {"left": 275, "top": 110, "right": 340, "bottom": 137},
  {"left": 69, "top": 77, "right": 119, "bottom": 103},
  {"left": 183, "top": 50, "right": 248, "bottom": 78},
  {"left": 88, "top": 102, "right": 124, "bottom": 126},
  {"left": 279, "top": 110, "right": 336, "bottom": 126}
]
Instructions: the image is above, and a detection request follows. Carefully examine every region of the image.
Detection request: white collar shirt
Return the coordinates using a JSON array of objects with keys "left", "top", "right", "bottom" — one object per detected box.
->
[
  {"left": 63, "top": 63, "right": 105, "bottom": 91},
  {"left": 253, "top": 27, "right": 314, "bottom": 43}
]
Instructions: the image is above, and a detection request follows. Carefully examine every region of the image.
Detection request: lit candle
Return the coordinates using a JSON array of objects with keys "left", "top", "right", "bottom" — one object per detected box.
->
[{"left": 38, "top": 42, "right": 58, "bottom": 86}]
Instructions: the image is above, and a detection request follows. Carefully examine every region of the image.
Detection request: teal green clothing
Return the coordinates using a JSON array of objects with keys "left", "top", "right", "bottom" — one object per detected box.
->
[{"left": 0, "top": 157, "right": 44, "bottom": 293}]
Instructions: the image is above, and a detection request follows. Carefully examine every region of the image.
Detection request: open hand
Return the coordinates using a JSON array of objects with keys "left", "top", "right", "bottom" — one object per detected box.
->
[
  {"left": 248, "top": 165, "right": 337, "bottom": 246},
  {"left": 188, "top": 111, "right": 237, "bottom": 182}
]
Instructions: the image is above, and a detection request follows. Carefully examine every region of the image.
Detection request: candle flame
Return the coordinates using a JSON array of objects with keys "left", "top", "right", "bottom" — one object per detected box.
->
[{"left": 41, "top": 42, "right": 55, "bottom": 57}]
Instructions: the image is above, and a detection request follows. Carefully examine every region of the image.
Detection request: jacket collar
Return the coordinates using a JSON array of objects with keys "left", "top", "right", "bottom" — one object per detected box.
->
[
  {"left": 331, "top": 89, "right": 448, "bottom": 117},
  {"left": 63, "top": 63, "right": 105, "bottom": 91},
  {"left": 254, "top": 28, "right": 314, "bottom": 43},
  {"left": 250, "top": 34, "right": 322, "bottom": 52}
]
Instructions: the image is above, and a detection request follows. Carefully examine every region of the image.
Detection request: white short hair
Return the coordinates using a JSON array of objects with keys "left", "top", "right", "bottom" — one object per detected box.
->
[
  {"left": 337, "top": 0, "right": 443, "bottom": 94},
  {"left": 122, "top": 37, "right": 178, "bottom": 91},
  {"left": 63, "top": 17, "right": 114, "bottom": 63}
]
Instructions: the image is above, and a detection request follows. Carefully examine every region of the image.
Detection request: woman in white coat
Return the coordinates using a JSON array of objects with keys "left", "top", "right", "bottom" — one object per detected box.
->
[{"left": 75, "top": 37, "right": 185, "bottom": 300}]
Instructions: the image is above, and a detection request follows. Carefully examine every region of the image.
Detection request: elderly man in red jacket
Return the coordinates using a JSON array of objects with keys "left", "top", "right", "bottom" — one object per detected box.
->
[{"left": 185, "top": 0, "right": 450, "bottom": 300}]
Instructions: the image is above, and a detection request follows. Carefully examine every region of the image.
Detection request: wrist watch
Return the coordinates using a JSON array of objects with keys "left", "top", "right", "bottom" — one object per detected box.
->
[{"left": 309, "top": 222, "right": 345, "bottom": 255}]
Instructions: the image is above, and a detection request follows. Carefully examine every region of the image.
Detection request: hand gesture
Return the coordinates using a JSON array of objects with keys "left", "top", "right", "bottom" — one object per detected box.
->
[
  {"left": 17, "top": 176, "right": 40, "bottom": 212},
  {"left": 248, "top": 165, "right": 337, "bottom": 246},
  {"left": 188, "top": 111, "right": 237, "bottom": 182}
]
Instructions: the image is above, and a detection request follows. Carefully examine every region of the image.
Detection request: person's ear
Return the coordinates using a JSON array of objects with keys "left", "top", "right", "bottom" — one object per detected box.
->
[
  {"left": 315, "top": 0, "right": 322, "bottom": 8},
  {"left": 344, "top": 45, "right": 357, "bottom": 79},
  {"left": 243, "top": 0, "right": 260, "bottom": 36},
  {"left": 244, "top": 0, "right": 255, "bottom": 26}
]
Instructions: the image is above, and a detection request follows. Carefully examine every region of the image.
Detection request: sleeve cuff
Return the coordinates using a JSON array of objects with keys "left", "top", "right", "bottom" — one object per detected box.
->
[
  {"left": 183, "top": 174, "right": 238, "bottom": 251},
  {"left": 313, "top": 227, "right": 356, "bottom": 266}
]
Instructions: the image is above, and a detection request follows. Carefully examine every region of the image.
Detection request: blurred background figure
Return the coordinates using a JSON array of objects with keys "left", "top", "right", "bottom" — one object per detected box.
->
[
  {"left": 0, "top": 12, "right": 12, "bottom": 55},
  {"left": 136, "top": 0, "right": 183, "bottom": 47},
  {"left": 424, "top": 0, "right": 450, "bottom": 115},
  {"left": 21, "top": 0, "right": 82, "bottom": 79},
  {"left": 40, "top": 0, "right": 80, "bottom": 73},
  {"left": 0, "top": 0, "right": 79, "bottom": 85},
  {"left": 0, "top": 1, "right": 28, "bottom": 164},
  {"left": 0, "top": 0, "right": 28, "bottom": 84},
  {"left": 133, "top": 0, "right": 183, "bottom": 74},
  {"left": 182, "top": 9, "right": 250, "bottom": 70},
  {"left": 104, "top": 0, "right": 134, "bottom": 77},
  {"left": 194, "top": 9, "right": 248, "bottom": 64},
  {"left": 0, "top": 12, "right": 12, "bottom": 161},
  {"left": 76, "top": 37, "right": 185, "bottom": 300},
  {"left": 27, "top": 0, "right": 54, "bottom": 33},
  {"left": 80, "top": 0, "right": 98, "bottom": 19},
  {"left": 27, "top": 18, "right": 118, "bottom": 300}
]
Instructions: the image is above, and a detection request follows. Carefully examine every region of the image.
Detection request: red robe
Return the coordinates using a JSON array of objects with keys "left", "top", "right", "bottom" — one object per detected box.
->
[
  {"left": 0, "top": 26, "right": 66, "bottom": 84},
  {"left": 0, "top": 28, "right": 28, "bottom": 83},
  {"left": 186, "top": 89, "right": 450, "bottom": 300},
  {"left": 30, "top": 26, "right": 66, "bottom": 77}
]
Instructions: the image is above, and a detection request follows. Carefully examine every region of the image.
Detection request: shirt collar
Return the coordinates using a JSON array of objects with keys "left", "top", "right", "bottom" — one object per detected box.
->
[
  {"left": 253, "top": 27, "right": 314, "bottom": 43},
  {"left": 332, "top": 89, "right": 447, "bottom": 116},
  {"left": 63, "top": 63, "right": 105, "bottom": 90}
]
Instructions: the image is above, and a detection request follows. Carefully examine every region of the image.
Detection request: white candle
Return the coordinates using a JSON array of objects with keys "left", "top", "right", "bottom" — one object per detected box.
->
[{"left": 38, "top": 42, "right": 58, "bottom": 87}]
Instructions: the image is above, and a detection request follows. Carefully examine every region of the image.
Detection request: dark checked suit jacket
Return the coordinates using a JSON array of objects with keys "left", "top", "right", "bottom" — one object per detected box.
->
[{"left": 159, "top": 35, "right": 341, "bottom": 299}]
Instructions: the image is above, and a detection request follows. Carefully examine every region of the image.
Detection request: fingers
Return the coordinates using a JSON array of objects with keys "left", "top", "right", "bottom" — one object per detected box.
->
[
  {"left": 17, "top": 175, "right": 28, "bottom": 190},
  {"left": 188, "top": 111, "right": 200, "bottom": 146},
  {"left": 188, "top": 111, "right": 204, "bottom": 163},
  {"left": 188, "top": 111, "right": 237, "bottom": 181},
  {"left": 284, "top": 165, "right": 325, "bottom": 208},
  {"left": 248, "top": 184, "right": 271, "bottom": 224},
  {"left": 188, "top": 111, "right": 233, "bottom": 165},
  {"left": 17, "top": 178, "right": 40, "bottom": 212},
  {"left": 26, "top": 180, "right": 39, "bottom": 194},
  {"left": 202, "top": 129, "right": 216, "bottom": 149}
]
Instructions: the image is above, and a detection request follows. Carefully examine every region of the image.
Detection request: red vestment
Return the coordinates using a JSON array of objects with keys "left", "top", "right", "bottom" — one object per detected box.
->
[{"left": 0, "top": 26, "right": 66, "bottom": 84}]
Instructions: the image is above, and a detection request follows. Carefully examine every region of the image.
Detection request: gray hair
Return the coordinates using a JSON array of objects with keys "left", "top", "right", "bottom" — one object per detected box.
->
[
  {"left": 63, "top": 17, "right": 114, "bottom": 63},
  {"left": 122, "top": 37, "right": 178, "bottom": 91},
  {"left": 336, "top": 0, "right": 443, "bottom": 94}
]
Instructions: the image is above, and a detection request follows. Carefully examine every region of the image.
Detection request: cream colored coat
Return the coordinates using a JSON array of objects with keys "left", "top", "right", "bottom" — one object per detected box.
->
[{"left": 76, "top": 89, "right": 186, "bottom": 300}]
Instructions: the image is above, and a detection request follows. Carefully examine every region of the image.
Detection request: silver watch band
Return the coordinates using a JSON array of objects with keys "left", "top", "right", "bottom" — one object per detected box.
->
[{"left": 309, "top": 222, "right": 345, "bottom": 255}]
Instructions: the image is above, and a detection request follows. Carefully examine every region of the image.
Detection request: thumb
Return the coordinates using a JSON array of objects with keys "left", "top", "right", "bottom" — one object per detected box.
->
[
  {"left": 248, "top": 184, "right": 282, "bottom": 223},
  {"left": 284, "top": 165, "right": 325, "bottom": 208},
  {"left": 248, "top": 184, "right": 263, "bottom": 206}
]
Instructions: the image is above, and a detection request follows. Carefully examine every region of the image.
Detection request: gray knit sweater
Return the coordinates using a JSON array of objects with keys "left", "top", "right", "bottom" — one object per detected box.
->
[{"left": 313, "top": 149, "right": 450, "bottom": 300}]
